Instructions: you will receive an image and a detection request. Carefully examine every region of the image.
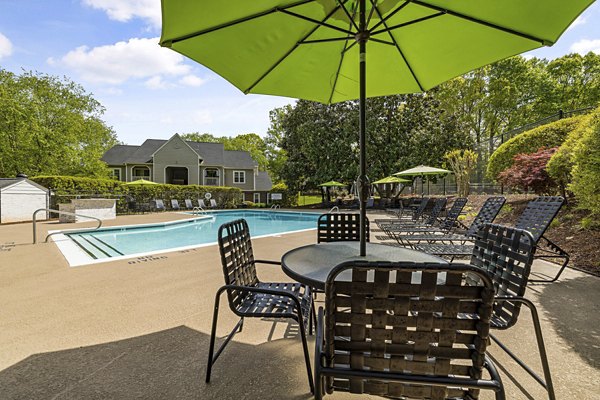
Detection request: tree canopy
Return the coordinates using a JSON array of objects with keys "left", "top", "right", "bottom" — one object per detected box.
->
[{"left": 0, "top": 69, "right": 118, "bottom": 178}]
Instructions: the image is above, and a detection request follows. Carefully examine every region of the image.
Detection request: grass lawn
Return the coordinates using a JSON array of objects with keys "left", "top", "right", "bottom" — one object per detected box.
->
[{"left": 297, "top": 194, "right": 322, "bottom": 206}]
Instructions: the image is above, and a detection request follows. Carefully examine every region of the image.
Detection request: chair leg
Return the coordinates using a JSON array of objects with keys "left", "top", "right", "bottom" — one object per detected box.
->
[
  {"left": 297, "top": 313, "right": 315, "bottom": 394},
  {"left": 206, "top": 288, "right": 243, "bottom": 384},
  {"left": 491, "top": 298, "right": 555, "bottom": 400}
]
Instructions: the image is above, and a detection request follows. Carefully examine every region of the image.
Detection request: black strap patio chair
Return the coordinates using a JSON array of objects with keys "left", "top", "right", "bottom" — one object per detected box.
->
[
  {"left": 314, "top": 261, "right": 504, "bottom": 400},
  {"left": 151, "top": 199, "right": 165, "bottom": 211},
  {"left": 468, "top": 223, "right": 556, "bottom": 399},
  {"left": 413, "top": 197, "right": 569, "bottom": 283},
  {"left": 170, "top": 199, "right": 180, "bottom": 210},
  {"left": 317, "top": 213, "right": 370, "bottom": 243},
  {"left": 387, "top": 196, "right": 506, "bottom": 246},
  {"left": 207, "top": 219, "right": 315, "bottom": 393}
]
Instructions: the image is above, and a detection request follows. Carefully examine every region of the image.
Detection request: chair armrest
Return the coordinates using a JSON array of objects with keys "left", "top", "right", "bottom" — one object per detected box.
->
[
  {"left": 254, "top": 259, "right": 281, "bottom": 266},
  {"left": 217, "top": 284, "right": 303, "bottom": 312}
]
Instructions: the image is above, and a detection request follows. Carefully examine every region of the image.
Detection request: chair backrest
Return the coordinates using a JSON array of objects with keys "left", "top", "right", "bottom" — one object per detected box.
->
[
  {"left": 198, "top": 199, "right": 206, "bottom": 208},
  {"left": 411, "top": 197, "right": 430, "bottom": 221},
  {"left": 423, "top": 197, "right": 447, "bottom": 225},
  {"left": 470, "top": 223, "right": 535, "bottom": 329},
  {"left": 154, "top": 199, "right": 165, "bottom": 210},
  {"left": 171, "top": 199, "right": 180, "bottom": 209},
  {"left": 465, "top": 196, "right": 506, "bottom": 238},
  {"left": 185, "top": 199, "right": 193, "bottom": 209},
  {"left": 324, "top": 261, "right": 495, "bottom": 399},
  {"left": 440, "top": 197, "right": 468, "bottom": 231},
  {"left": 217, "top": 219, "right": 259, "bottom": 309},
  {"left": 514, "top": 196, "right": 564, "bottom": 244},
  {"left": 210, "top": 198, "right": 218, "bottom": 208},
  {"left": 317, "top": 213, "right": 370, "bottom": 243}
]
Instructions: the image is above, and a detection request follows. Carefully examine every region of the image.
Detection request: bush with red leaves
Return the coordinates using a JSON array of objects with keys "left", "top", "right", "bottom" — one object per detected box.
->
[{"left": 497, "top": 147, "right": 559, "bottom": 195}]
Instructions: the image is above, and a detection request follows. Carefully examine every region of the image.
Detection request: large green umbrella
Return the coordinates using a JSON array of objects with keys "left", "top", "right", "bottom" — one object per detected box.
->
[
  {"left": 394, "top": 165, "right": 451, "bottom": 195},
  {"left": 160, "top": 0, "right": 591, "bottom": 256},
  {"left": 318, "top": 180, "right": 346, "bottom": 187},
  {"left": 372, "top": 176, "right": 410, "bottom": 184}
]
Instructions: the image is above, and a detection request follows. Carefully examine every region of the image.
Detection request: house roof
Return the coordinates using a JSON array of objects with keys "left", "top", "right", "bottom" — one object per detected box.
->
[
  {"left": 255, "top": 171, "right": 273, "bottom": 191},
  {"left": 0, "top": 178, "right": 49, "bottom": 192},
  {"left": 101, "top": 137, "right": 256, "bottom": 169}
]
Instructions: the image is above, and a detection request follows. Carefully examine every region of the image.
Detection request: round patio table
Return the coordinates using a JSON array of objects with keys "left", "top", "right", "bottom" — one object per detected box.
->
[{"left": 281, "top": 242, "right": 447, "bottom": 291}]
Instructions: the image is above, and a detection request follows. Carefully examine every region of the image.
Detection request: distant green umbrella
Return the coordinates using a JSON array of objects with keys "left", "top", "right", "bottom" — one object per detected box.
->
[
  {"left": 318, "top": 180, "right": 346, "bottom": 187},
  {"left": 160, "top": 0, "right": 591, "bottom": 256},
  {"left": 372, "top": 176, "right": 411, "bottom": 184},
  {"left": 393, "top": 165, "right": 451, "bottom": 176},
  {"left": 125, "top": 179, "right": 158, "bottom": 185}
]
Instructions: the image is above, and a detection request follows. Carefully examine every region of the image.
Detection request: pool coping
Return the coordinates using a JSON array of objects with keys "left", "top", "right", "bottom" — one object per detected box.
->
[{"left": 49, "top": 211, "right": 320, "bottom": 267}]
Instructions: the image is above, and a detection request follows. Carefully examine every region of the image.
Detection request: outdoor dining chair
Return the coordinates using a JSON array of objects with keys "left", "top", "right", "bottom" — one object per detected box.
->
[
  {"left": 317, "top": 213, "right": 370, "bottom": 243},
  {"left": 314, "top": 260, "right": 505, "bottom": 400},
  {"left": 207, "top": 219, "right": 315, "bottom": 393},
  {"left": 468, "top": 223, "right": 556, "bottom": 399}
]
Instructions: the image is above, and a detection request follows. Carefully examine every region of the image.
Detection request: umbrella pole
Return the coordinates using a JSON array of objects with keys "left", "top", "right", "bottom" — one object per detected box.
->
[{"left": 358, "top": 0, "right": 367, "bottom": 256}]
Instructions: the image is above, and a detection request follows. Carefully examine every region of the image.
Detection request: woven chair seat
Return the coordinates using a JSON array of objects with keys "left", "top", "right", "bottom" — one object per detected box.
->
[
  {"left": 413, "top": 243, "right": 474, "bottom": 257},
  {"left": 236, "top": 282, "right": 312, "bottom": 323}
]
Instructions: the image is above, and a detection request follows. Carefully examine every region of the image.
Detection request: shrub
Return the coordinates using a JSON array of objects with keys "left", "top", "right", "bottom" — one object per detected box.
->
[
  {"left": 547, "top": 106, "right": 600, "bottom": 198},
  {"left": 269, "top": 182, "right": 297, "bottom": 207},
  {"left": 31, "top": 175, "right": 242, "bottom": 213},
  {"left": 487, "top": 116, "right": 584, "bottom": 180},
  {"left": 497, "top": 147, "right": 559, "bottom": 195},
  {"left": 569, "top": 112, "right": 600, "bottom": 218},
  {"left": 444, "top": 149, "right": 477, "bottom": 197}
]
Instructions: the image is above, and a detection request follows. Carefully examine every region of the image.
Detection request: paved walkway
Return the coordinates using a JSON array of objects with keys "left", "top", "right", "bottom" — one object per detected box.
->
[{"left": 0, "top": 211, "right": 598, "bottom": 399}]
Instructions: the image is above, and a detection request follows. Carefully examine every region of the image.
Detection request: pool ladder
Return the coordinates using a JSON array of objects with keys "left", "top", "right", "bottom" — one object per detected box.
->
[
  {"left": 192, "top": 206, "right": 206, "bottom": 215},
  {"left": 32, "top": 208, "right": 103, "bottom": 244},
  {"left": 270, "top": 204, "right": 281, "bottom": 210},
  {"left": 329, "top": 206, "right": 340, "bottom": 213}
]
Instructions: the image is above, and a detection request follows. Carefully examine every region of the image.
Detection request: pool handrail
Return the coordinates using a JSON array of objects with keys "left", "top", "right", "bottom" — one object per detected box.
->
[
  {"left": 32, "top": 208, "right": 103, "bottom": 244},
  {"left": 192, "top": 206, "right": 206, "bottom": 215},
  {"left": 270, "top": 204, "right": 281, "bottom": 210},
  {"left": 329, "top": 206, "right": 340, "bottom": 213}
]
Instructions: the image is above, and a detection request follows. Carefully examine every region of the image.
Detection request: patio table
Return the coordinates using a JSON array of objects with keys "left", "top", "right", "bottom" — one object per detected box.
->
[{"left": 281, "top": 242, "right": 447, "bottom": 291}]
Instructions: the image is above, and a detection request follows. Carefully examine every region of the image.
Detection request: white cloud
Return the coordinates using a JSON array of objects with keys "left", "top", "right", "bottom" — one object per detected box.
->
[
  {"left": 570, "top": 39, "right": 600, "bottom": 55},
  {"left": 145, "top": 75, "right": 168, "bottom": 89},
  {"left": 0, "top": 32, "right": 13, "bottom": 59},
  {"left": 82, "top": 0, "right": 161, "bottom": 27},
  {"left": 179, "top": 74, "right": 205, "bottom": 87},
  {"left": 192, "top": 110, "right": 213, "bottom": 125},
  {"left": 569, "top": 15, "right": 587, "bottom": 30},
  {"left": 49, "top": 37, "right": 191, "bottom": 85}
]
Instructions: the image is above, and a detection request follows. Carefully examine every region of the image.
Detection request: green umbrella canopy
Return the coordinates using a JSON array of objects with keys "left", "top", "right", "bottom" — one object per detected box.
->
[
  {"left": 394, "top": 165, "right": 452, "bottom": 176},
  {"left": 160, "top": 0, "right": 591, "bottom": 256},
  {"left": 125, "top": 179, "right": 158, "bottom": 185},
  {"left": 372, "top": 176, "right": 411, "bottom": 184},
  {"left": 319, "top": 180, "right": 346, "bottom": 187}
]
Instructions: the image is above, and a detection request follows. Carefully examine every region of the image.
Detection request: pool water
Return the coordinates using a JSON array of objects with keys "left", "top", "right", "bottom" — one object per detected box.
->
[{"left": 65, "top": 210, "right": 320, "bottom": 260}]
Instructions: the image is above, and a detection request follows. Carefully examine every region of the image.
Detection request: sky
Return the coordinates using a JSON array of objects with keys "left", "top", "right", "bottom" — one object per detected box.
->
[{"left": 1, "top": 1, "right": 599, "bottom": 145}]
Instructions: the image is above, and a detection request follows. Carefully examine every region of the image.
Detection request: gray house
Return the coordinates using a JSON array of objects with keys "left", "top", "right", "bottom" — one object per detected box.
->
[{"left": 102, "top": 134, "right": 273, "bottom": 203}]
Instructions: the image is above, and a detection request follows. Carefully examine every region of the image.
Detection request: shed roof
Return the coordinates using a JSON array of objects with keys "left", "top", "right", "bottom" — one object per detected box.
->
[{"left": 0, "top": 178, "right": 49, "bottom": 192}]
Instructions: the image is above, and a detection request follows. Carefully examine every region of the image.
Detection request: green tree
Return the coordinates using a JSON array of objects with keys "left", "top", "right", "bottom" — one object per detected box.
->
[
  {"left": 0, "top": 69, "right": 117, "bottom": 177},
  {"left": 444, "top": 149, "right": 478, "bottom": 197}
]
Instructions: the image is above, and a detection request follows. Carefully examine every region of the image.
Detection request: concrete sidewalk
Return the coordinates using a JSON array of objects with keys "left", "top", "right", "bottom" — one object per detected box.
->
[{"left": 0, "top": 212, "right": 598, "bottom": 399}]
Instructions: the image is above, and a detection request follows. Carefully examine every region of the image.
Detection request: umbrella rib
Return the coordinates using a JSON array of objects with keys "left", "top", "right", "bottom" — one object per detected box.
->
[
  {"left": 160, "top": 0, "right": 314, "bottom": 46},
  {"left": 243, "top": 1, "right": 349, "bottom": 94},
  {"left": 337, "top": 0, "right": 359, "bottom": 31},
  {"left": 369, "top": 0, "right": 425, "bottom": 92},
  {"left": 328, "top": 1, "right": 359, "bottom": 104},
  {"left": 369, "top": 1, "right": 411, "bottom": 32},
  {"left": 411, "top": 0, "right": 552, "bottom": 45},
  {"left": 278, "top": 9, "right": 354, "bottom": 36},
  {"left": 370, "top": 12, "right": 444, "bottom": 36}
]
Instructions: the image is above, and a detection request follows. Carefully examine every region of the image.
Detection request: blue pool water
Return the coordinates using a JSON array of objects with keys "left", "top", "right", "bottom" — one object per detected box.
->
[{"left": 65, "top": 210, "right": 320, "bottom": 260}]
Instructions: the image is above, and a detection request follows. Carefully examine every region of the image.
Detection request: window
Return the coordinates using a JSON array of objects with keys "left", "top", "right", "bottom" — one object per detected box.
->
[
  {"left": 204, "top": 168, "right": 219, "bottom": 186},
  {"left": 253, "top": 193, "right": 260, "bottom": 203},
  {"left": 233, "top": 171, "right": 246, "bottom": 184},
  {"left": 132, "top": 167, "right": 150, "bottom": 179},
  {"left": 111, "top": 168, "right": 121, "bottom": 181}
]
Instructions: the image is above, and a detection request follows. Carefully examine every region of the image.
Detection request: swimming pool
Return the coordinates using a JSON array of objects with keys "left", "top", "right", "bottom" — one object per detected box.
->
[{"left": 55, "top": 210, "right": 320, "bottom": 265}]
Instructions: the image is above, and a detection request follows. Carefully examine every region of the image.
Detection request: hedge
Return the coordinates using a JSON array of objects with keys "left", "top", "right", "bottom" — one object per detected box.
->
[
  {"left": 569, "top": 110, "right": 600, "bottom": 218},
  {"left": 269, "top": 182, "right": 298, "bottom": 207},
  {"left": 547, "top": 106, "right": 600, "bottom": 197},
  {"left": 31, "top": 175, "right": 242, "bottom": 213},
  {"left": 486, "top": 115, "right": 584, "bottom": 180}
]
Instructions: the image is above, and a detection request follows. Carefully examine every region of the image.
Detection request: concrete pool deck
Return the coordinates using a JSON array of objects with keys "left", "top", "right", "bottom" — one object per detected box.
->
[{"left": 0, "top": 211, "right": 598, "bottom": 399}]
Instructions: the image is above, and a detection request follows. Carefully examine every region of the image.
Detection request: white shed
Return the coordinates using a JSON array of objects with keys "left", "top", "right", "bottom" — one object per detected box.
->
[{"left": 0, "top": 178, "right": 49, "bottom": 223}]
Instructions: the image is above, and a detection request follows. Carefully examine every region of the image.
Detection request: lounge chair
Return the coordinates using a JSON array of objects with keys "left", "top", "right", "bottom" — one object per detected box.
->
[
  {"left": 151, "top": 199, "right": 165, "bottom": 212},
  {"left": 197, "top": 198, "right": 207, "bottom": 209},
  {"left": 377, "top": 197, "right": 447, "bottom": 233},
  {"left": 313, "top": 260, "right": 504, "bottom": 399},
  {"left": 170, "top": 199, "right": 180, "bottom": 210},
  {"left": 209, "top": 198, "right": 218, "bottom": 208},
  {"left": 317, "top": 213, "right": 369, "bottom": 243},
  {"left": 412, "top": 196, "right": 568, "bottom": 282},
  {"left": 206, "top": 219, "right": 315, "bottom": 392},
  {"left": 184, "top": 199, "right": 193, "bottom": 209},
  {"left": 387, "top": 196, "right": 506, "bottom": 247}
]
